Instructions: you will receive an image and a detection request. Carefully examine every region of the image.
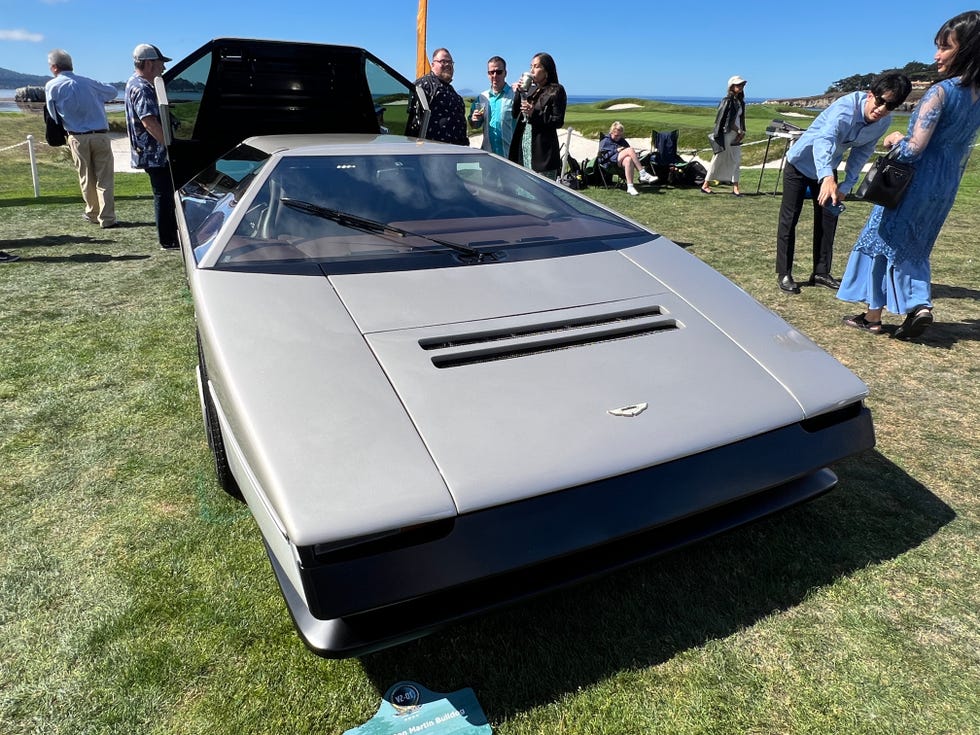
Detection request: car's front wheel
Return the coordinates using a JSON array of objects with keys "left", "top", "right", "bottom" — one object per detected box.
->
[{"left": 196, "top": 331, "right": 244, "bottom": 501}]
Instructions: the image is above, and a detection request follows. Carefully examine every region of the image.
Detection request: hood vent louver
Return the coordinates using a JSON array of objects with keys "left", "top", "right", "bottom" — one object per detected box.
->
[{"left": 420, "top": 306, "right": 679, "bottom": 368}]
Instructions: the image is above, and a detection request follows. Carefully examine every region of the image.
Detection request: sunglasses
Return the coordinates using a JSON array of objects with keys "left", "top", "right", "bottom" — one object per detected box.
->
[
  {"left": 873, "top": 94, "right": 900, "bottom": 111},
  {"left": 488, "top": 69, "right": 505, "bottom": 75},
  {"left": 433, "top": 58, "right": 454, "bottom": 66}
]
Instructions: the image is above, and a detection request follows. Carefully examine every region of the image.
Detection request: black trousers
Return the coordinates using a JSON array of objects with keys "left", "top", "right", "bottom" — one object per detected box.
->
[
  {"left": 146, "top": 165, "right": 177, "bottom": 248},
  {"left": 775, "top": 162, "right": 838, "bottom": 277}
]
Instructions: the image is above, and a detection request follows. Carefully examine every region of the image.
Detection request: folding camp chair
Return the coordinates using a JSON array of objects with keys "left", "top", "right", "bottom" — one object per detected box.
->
[
  {"left": 559, "top": 127, "right": 574, "bottom": 176},
  {"left": 650, "top": 129, "right": 705, "bottom": 188},
  {"left": 596, "top": 132, "right": 627, "bottom": 189},
  {"left": 649, "top": 129, "right": 685, "bottom": 183}
]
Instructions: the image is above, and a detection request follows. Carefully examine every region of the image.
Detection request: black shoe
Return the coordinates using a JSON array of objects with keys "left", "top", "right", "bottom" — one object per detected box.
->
[
  {"left": 101, "top": 221, "right": 120, "bottom": 229},
  {"left": 0, "top": 251, "right": 20, "bottom": 263},
  {"left": 778, "top": 274, "right": 800, "bottom": 294},
  {"left": 809, "top": 273, "right": 841, "bottom": 290},
  {"left": 893, "top": 305, "right": 933, "bottom": 340},
  {"left": 160, "top": 243, "right": 179, "bottom": 250}
]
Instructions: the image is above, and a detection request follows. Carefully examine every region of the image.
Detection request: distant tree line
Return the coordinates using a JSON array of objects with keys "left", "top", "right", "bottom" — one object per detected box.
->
[
  {"left": 0, "top": 67, "right": 51, "bottom": 88},
  {"left": 1, "top": 65, "right": 204, "bottom": 94},
  {"left": 826, "top": 61, "right": 938, "bottom": 93}
]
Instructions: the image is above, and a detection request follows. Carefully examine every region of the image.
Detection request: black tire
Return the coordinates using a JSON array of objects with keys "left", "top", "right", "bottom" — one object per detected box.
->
[{"left": 196, "top": 331, "right": 244, "bottom": 501}]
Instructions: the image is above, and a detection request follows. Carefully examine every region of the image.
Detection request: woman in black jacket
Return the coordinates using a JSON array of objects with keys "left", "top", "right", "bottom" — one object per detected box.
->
[
  {"left": 702, "top": 75, "right": 747, "bottom": 195},
  {"left": 509, "top": 52, "right": 567, "bottom": 180}
]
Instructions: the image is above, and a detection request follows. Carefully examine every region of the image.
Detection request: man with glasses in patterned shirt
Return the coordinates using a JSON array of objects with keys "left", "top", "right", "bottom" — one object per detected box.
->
[
  {"left": 469, "top": 56, "right": 516, "bottom": 156},
  {"left": 406, "top": 48, "right": 468, "bottom": 145},
  {"left": 775, "top": 73, "right": 912, "bottom": 294}
]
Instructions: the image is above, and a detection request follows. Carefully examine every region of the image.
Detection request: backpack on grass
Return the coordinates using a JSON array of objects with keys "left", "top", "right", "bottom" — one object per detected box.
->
[{"left": 559, "top": 155, "right": 588, "bottom": 190}]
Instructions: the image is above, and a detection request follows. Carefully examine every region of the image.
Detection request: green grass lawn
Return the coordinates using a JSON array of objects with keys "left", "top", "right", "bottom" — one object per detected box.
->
[{"left": 1, "top": 107, "right": 978, "bottom": 735}]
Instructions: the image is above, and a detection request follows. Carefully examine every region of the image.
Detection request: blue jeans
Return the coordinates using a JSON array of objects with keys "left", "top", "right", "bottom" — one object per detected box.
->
[{"left": 146, "top": 166, "right": 177, "bottom": 247}]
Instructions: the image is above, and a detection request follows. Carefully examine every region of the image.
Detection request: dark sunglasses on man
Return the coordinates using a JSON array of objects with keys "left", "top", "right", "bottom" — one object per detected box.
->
[{"left": 873, "top": 93, "right": 900, "bottom": 111}]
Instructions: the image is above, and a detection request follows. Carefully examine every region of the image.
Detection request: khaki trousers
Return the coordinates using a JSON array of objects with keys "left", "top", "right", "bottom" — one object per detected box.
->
[{"left": 68, "top": 132, "right": 115, "bottom": 226}]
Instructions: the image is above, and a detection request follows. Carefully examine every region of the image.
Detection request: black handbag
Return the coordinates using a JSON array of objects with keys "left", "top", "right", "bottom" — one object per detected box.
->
[
  {"left": 855, "top": 148, "right": 914, "bottom": 208},
  {"left": 708, "top": 132, "right": 724, "bottom": 155},
  {"left": 43, "top": 105, "right": 67, "bottom": 147}
]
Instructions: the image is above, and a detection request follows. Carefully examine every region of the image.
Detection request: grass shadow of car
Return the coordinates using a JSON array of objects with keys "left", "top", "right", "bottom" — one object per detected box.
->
[
  {"left": 2, "top": 233, "right": 151, "bottom": 248},
  {"left": 0, "top": 195, "right": 155, "bottom": 208},
  {"left": 19, "top": 253, "right": 152, "bottom": 263},
  {"left": 358, "top": 448, "right": 954, "bottom": 718}
]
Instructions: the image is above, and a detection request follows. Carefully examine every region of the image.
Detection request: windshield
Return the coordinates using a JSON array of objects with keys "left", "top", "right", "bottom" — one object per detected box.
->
[{"left": 180, "top": 145, "right": 647, "bottom": 271}]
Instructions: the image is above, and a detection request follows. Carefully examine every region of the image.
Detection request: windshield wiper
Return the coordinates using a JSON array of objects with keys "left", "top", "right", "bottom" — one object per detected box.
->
[{"left": 280, "top": 198, "right": 487, "bottom": 261}]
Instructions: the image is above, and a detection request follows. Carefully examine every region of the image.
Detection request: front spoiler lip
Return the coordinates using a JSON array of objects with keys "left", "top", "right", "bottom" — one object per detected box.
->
[{"left": 268, "top": 405, "right": 874, "bottom": 658}]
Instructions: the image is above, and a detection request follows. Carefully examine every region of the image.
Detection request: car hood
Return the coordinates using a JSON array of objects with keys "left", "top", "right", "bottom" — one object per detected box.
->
[{"left": 330, "top": 240, "right": 868, "bottom": 515}]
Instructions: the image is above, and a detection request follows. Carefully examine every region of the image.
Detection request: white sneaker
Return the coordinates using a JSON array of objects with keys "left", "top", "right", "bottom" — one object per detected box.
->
[
  {"left": 626, "top": 185, "right": 639, "bottom": 196},
  {"left": 639, "top": 170, "right": 658, "bottom": 184}
]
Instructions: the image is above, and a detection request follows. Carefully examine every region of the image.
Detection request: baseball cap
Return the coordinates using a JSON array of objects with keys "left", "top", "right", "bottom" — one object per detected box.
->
[
  {"left": 728, "top": 75, "right": 747, "bottom": 87},
  {"left": 133, "top": 44, "right": 172, "bottom": 63}
]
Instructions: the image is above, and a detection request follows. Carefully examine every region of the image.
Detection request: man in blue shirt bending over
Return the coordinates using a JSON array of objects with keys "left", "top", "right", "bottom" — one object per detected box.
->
[{"left": 775, "top": 73, "right": 911, "bottom": 294}]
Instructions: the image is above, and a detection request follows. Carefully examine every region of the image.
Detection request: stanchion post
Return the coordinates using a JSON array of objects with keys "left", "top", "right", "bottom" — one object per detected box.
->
[
  {"left": 27, "top": 134, "right": 40, "bottom": 198},
  {"left": 756, "top": 137, "right": 774, "bottom": 194}
]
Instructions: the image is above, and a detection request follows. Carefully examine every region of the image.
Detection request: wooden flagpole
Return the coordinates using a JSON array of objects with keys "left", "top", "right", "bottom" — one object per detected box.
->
[{"left": 416, "top": 0, "right": 429, "bottom": 78}]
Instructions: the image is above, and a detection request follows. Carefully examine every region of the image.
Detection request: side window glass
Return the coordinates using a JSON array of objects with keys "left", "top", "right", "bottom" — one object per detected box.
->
[
  {"left": 165, "top": 53, "right": 211, "bottom": 140},
  {"left": 365, "top": 57, "right": 411, "bottom": 135}
]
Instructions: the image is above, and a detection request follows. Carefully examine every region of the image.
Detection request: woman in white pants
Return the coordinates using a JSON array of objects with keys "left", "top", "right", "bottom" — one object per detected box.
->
[{"left": 702, "top": 75, "right": 747, "bottom": 196}]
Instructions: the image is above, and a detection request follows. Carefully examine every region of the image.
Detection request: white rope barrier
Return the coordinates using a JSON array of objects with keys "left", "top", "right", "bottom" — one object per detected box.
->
[
  {"left": 0, "top": 138, "right": 31, "bottom": 153},
  {"left": 2, "top": 136, "right": 42, "bottom": 197}
]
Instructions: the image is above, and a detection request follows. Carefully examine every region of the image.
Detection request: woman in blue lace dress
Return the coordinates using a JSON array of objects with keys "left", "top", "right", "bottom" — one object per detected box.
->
[{"left": 838, "top": 10, "right": 980, "bottom": 339}]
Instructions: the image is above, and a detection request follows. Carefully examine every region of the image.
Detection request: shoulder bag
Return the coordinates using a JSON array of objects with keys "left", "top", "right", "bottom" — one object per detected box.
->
[
  {"left": 855, "top": 148, "right": 914, "bottom": 209},
  {"left": 43, "top": 105, "right": 67, "bottom": 147}
]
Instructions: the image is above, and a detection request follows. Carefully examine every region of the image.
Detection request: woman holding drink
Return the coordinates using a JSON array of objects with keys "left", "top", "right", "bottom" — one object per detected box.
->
[{"left": 508, "top": 52, "right": 567, "bottom": 180}]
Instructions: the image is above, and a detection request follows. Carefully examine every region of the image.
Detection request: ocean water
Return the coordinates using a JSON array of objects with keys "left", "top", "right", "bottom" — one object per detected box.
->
[
  {"left": 0, "top": 88, "right": 123, "bottom": 113},
  {"left": 0, "top": 89, "right": 767, "bottom": 113},
  {"left": 568, "top": 95, "right": 769, "bottom": 107}
]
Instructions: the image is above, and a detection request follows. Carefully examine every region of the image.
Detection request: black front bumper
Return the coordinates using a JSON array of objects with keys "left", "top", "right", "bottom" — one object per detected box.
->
[{"left": 269, "top": 403, "right": 874, "bottom": 657}]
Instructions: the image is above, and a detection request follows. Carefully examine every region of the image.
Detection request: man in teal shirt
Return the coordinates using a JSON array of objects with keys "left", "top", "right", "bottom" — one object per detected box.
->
[{"left": 470, "top": 56, "right": 516, "bottom": 156}]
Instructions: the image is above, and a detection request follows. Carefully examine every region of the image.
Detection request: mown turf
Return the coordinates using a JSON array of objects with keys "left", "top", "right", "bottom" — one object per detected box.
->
[{"left": 1, "top": 107, "right": 978, "bottom": 735}]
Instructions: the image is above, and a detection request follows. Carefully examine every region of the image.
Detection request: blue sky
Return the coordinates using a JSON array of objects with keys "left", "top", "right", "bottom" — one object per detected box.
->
[{"left": 0, "top": 0, "right": 967, "bottom": 98}]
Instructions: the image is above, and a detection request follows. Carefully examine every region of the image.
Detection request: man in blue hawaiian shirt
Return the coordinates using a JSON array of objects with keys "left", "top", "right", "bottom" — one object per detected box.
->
[{"left": 125, "top": 43, "right": 178, "bottom": 250}]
